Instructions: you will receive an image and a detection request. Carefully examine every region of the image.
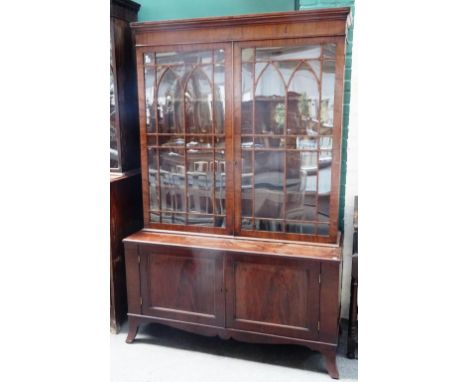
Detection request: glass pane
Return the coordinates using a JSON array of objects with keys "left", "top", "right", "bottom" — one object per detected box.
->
[
  {"left": 214, "top": 49, "right": 224, "bottom": 63},
  {"left": 254, "top": 151, "right": 284, "bottom": 219},
  {"left": 187, "top": 214, "right": 214, "bottom": 226},
  {"left": 256, "top": 45, "right": 321, "bottom": 61},
  {"left": 159, "top": 135, "right": 185, "bottom": 147},
  {"left": 242, "top": 48, "right": 254, "bottom": 62},
  {"left": 215, "top": 137, "right": 225, "bottom": 149},
  {"left": 144, "top": 52, "right": 154, "bottom": 65},
  {"left": 214, "top": 150, "right": 226, "bottom": 215},
  {"left": 186, "top": 135, "right": 212, "bottom": 149},
  {"left": 187, "top": 150, "right": 213, "bottom": 214},
  {"left": 255, "top": 64, "right": 285, "bottom": 135},
  {"left": 150, "top": 212, "right": 160, "bottom": 223},
  {"left": 156, "top": 50, "right": 212, "bottom": 66},
  {"left": 317, "top": 157, "right": 332, "bottom": 222},
  {"left": 323, "top": 44, "right": 336, "bottom": 58},
  {"left": 110, "top": 67, "right": 119, "bottom": 168},
  {"left": 255, "top": 136, "right": 284, "bottom": 148},
  {"left": 241, "top": 151, "right": 253, "bottom": 217},
  {"left": 255, "top": 219, "right": 284, "bottom": 232},
  {"left": 214, "top": 63, "right": 225, "bottom": 134},
  {"left": 254, "top": 62, "right": 268, "bottom": 82},
  {"left": 185, "top": 68, "right": 213, "bottom": 134},
  {"left": 286, "top": 222, "right": 315, "bottom": 234},
  {"left": 321, "top": 60, "right": 336, "bottom": 134},
  {"left": 241, "top": 218, "right": 253, "bottom": 230},
  {"left": 215, "top": 216, "right": 226, "bottom": 228},
  {"left": 162, "top": 212, "right": 185, "bottom": 225},
  {"left": 320, "top": 136, "right": 333, "bottom": 150},
  {"left": 317, "top": 223, "right": 330, "bottom": 236},
  {"left": 307, "top": 60, "right": 321, "bottom": 80},
  {"left": 287, "top": 63, "right": 320, "bottom": 136},
  {"left": 157, "top": 69, "right": 183, "bottom": 134},
  {"left": 144, "top": 66, "right": 156, "bottom": 133},
  {"left": 148, "top": 148, "right": 160, "bottom": 212},
  {"left": 286, "top": 152, "right": 312, "bottom": 221},
  {"left": 276, "top": 61, "right": 299, "bottom": 86},
  {"left": 241, "top": 63, "right": 253, "bottom": 134},
  {"left": 146, "top": 135, "right": 157, "bottom": 146},
  {"left": 286, "top": 136, "right": 318, "bottom": 150},
  {"left": 159, "top": 149, "right": 185, "bottom": 212},
  {"left": 241, "top": 136, "right": 255, "bottom": 149}
]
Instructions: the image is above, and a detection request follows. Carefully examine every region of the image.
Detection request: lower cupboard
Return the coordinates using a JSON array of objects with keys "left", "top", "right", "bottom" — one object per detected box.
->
[{"left": 124, "top": 231, "right": 342, "bottom": 379}]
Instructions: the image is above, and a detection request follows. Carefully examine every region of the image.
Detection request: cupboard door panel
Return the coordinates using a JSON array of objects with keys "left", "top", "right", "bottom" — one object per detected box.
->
[
  {"left": 225, "top": 253, "right": 319, "bottom": 340},
  {"left": 140, "top": 245, "right": 224, "bottom": 326}
]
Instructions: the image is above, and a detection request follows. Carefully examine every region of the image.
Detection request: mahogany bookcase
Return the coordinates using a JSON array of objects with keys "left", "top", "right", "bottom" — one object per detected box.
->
[{"left": 124, "top": 8, "right": 351, "bottom": 378}]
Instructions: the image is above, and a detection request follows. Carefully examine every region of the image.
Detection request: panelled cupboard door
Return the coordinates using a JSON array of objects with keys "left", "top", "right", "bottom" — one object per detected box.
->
[
  {"left": 137, "top": 43, "right": 234, "bottom": 235},
  {"left": 139, "top": 245, "right": 225, "bottom": 326},
  {"left": 225, "top": 253, "right": 320, "bottom": 340}
]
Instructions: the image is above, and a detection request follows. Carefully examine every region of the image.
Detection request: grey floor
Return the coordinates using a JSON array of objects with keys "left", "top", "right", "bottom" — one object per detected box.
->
[{"left": 111, "top": 320, "right": 358, "bottom": 382}]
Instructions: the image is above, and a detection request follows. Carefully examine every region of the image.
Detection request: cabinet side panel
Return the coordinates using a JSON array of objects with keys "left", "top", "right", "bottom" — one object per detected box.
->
[
  {"left": 124, "top": 242, "right": 141, "bottom": 314},
  {"left": 319, "top": 261, "right": 341, "bottom": 343}
]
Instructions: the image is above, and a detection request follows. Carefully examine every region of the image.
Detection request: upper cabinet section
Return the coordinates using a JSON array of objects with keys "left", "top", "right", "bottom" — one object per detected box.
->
[{"left": 132, "top": 9, "right": 350, "bottom": 243}]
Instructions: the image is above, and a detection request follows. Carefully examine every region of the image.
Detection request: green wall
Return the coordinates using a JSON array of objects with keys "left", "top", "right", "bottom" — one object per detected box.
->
[
  {"left": 136, "top": 0, "right": 354, "bottom": 231},
  {"left": 137, "top": 0, "right": 295, "bottom": 22}
]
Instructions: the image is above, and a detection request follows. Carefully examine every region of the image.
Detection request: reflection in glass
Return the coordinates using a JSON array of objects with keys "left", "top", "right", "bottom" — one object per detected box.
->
[
  {"left": 214, "top": 63, "right": 225, "bottom": 134},
  {"left": 148, "top": 148, "right": 159, "bottom": 212},
  {"left": 110, "top": 67, "right": 119, "bottom": 168},
  {"left": 241, "top": 63, "right": 253, "bottom": 134},
  {"left": 254, "top": 151, "right": 284, "bottom": 219},
  {"left": 241, "top": 151, "right": 253, "bottom": 217},
  {"left": 256, "top": 219, "right": 284, "bottom": 232},
  {"left": 214, "top": 150, "right": 226, "bottom": 215},
  {"left": 321, "top": 60, "right": 336, "bottom": 134},
  {"left": 187, "top": 150, "right": 213, "bottom": 214},
  {"left": 287, "top": 63, "right": 319, "bottom": 135},
  {"left": 162, "top": 212, "right": 185, "bottom": 225},
  {"left": 256, "top": 45, "right": 321, "bottom": 61},
  {"left": 144, "top": 52, "right": 154, "bottom": 64},
  {"left": 159, "top": 135, "right": 185, "bottom": 147},
  {"left": 255, "top": 64, "right": 285, "bottom": 135},
  {"left": 317, "top": 223, "right": 330, "bottom": 236},
  {"left": 286, "top": 223, "right": 314, "bottom": 234},
  {"left": 150, "top": 212, "right": 160, "bottom": 223},
  {"left": 186, "top": 68, "right": 213, "bottom": 134},
  {"left": 157, "top": 69, "right": 183, "bottom": 134},
  {"left": 144, "top": 67, "right": 156, "bottom": 133},
  {"left": 318, "top": 159, "right": 332, "bottom": 221},
  {"left": 156, "top": 50, "right": 212, "bottom": 66},
  {"left": 159, "top": 149, "right": 186, "bottom": 213},
  {"left": 187, "top": 214, "right": 214, "bottom": 226}
]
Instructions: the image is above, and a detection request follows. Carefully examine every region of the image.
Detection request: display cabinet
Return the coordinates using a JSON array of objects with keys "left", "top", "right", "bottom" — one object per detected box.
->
[
  {"left": 110, "top": 0, "right": 143, "bottom": 333},
  {"left": 124, "top": 8, "right": 351, "bottom": 378}
]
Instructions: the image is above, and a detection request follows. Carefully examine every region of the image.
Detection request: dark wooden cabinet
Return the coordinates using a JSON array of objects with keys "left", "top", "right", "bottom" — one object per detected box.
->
[
  {"left": 124, "top": 8, "right": 351, "bottom": 379},
  {"left": 110, "top": 0, "right": 143, "bottom": 333}
]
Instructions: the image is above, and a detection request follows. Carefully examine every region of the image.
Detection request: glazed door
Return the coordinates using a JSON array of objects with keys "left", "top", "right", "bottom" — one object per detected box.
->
[
  {"left": 225, "top": 253, "right": 320, "bottom": 340},
  {"left": 234, "top": 38, "right": 345, "bottom": 244},
  {"left": 139, "top": 244, "right": 225, "bottom": 326},
  {"left": 137, "top": 43, "right": 234, "bottom": 234}
]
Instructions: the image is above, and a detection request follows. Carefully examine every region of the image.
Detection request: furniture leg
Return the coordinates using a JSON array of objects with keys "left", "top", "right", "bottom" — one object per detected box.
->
[
  {"left": 322, "top": 349, "right": 339, "bottom": 379},
  {"left": 126, "top": 316, "right": 140, "bottom": 344},
  {"left": 347, "top": 275, "right": 358, "bottom": 359}
]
